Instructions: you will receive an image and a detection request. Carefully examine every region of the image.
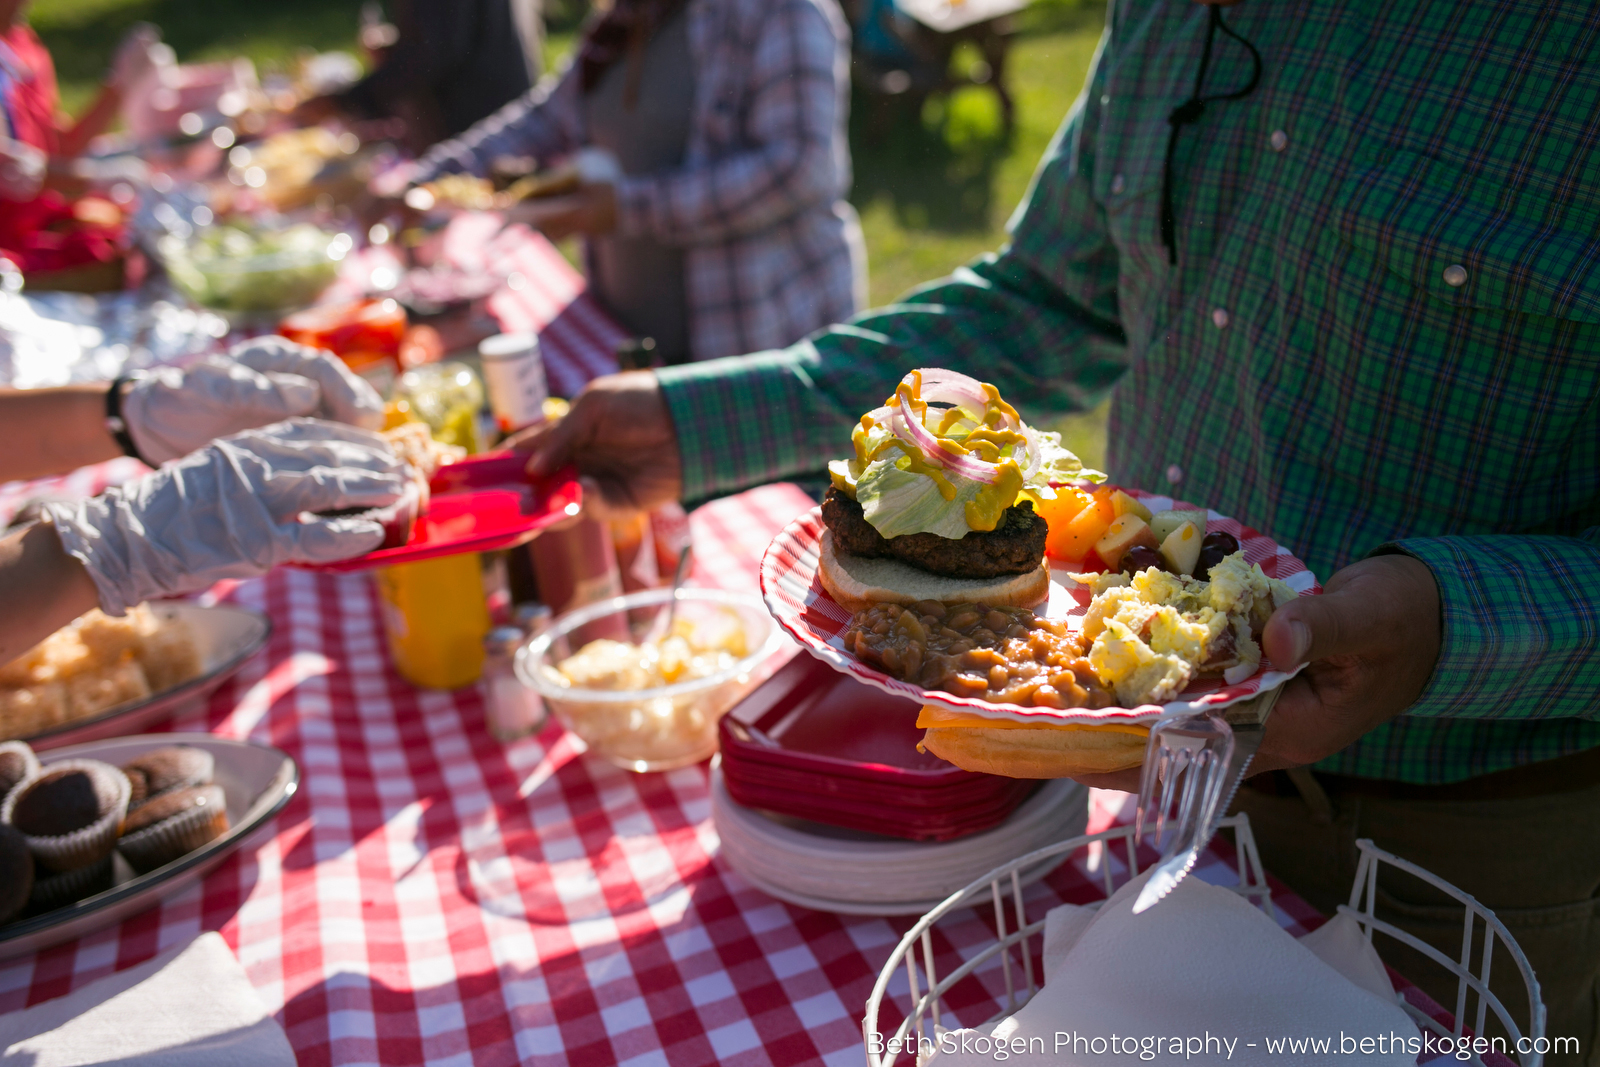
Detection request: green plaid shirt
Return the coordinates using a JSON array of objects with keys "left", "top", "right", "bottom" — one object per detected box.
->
[{"left": 655, "top": 0, "right": 1600, "bottom": 784}]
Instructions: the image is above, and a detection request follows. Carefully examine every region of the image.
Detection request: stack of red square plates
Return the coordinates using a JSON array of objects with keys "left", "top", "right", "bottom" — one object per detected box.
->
[{"left": 718, "top": 655, "right": 1037, "bottom": 842}]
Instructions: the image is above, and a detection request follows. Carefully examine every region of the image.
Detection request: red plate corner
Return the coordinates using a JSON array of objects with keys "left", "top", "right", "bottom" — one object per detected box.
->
[{"left": 305, "top": 453, "right": 582, "bottom": 573}]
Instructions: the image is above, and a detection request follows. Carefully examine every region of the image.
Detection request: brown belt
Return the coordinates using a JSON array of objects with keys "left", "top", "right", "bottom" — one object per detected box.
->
[{"left": 1246, "top": 744, "right": 1600, "bottom": 804}]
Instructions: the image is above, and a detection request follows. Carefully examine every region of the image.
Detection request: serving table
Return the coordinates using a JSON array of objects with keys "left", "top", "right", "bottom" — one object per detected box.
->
[
  {"left": 0, "top": 233, "right": 1505, "bottom": 1064},
  {"left": 0, "top": 473, "right": 1493, "bottom": 1066}
]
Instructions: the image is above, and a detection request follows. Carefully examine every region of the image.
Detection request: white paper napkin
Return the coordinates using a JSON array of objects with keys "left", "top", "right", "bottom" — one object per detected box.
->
[
  {"left": 931, "top": 872, "right": 1418, "bottom": 1066},
  {"left": 0, "top": 932, "right": 294, "bottom": 1067}
]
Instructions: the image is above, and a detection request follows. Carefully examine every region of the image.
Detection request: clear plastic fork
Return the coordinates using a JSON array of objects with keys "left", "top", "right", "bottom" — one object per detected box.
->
[{"left": 1133, "top": 709, "right": 1236, "bottom": 869}]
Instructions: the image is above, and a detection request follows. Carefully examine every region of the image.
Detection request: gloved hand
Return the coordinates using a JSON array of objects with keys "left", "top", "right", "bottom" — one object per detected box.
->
[
  {"left": 229, "top": 336, "right": 384, "bottom": 430},
  {"left": 109, "top": 23, "right": 162, "bottom": 92},
  {"left": 122, "top": 338, "right": 384, "bottom": 465},
  {"left": 46, "top": 419, "right": 405, "bottom": 615}
]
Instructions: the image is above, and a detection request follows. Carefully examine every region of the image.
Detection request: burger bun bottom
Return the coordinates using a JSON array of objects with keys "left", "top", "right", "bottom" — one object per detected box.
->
[
  {"left": 817, "top": 531, "right": 1050, "bottom": 614},
  {"left": 920, "top": 723, "right": 1147, "bottom": 778}
]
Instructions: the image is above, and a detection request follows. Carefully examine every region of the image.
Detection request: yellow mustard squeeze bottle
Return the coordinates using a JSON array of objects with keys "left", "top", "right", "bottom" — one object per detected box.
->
[{"left": 374, "top": 553, "right": 491, "bottom": 689}]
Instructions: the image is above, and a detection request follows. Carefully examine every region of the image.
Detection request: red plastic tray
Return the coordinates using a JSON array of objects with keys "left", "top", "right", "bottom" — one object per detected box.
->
[
  {"left": 307, "top": 452, "right": 583, "bottom": 572},
  {"left": 718, "top": 655, "right": 1036, "bottom": 841}
]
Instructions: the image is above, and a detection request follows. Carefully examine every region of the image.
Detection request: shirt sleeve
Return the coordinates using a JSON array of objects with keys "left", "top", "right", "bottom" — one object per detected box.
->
[
  {"left": 410, "top": 59, "right": 585, "bottom": 182},
  {"left": 655, "top": 36, "right": 1128, "bottom": 501},
  {"left": 1378, "top": 529, "right": 1600, "bottom": 723},
  {"left": 611, "top": 0, "right": 847, "bottom": 245}
]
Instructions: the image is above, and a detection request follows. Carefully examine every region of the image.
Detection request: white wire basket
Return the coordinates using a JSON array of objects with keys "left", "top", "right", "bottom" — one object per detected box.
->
[{"left": 862, "top": 815, "right": 1548, "bottom": 1067}]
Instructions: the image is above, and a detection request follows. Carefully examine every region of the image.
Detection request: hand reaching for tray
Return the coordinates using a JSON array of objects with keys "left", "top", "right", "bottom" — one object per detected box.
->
[
  {"left": 1074, "top": 554, "right": 1442, "bottom": 793},
  {"left": 509, "top": 371, "right": 683, "bottom": 519}
]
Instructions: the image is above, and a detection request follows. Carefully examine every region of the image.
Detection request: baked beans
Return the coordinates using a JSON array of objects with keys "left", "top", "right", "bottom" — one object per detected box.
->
[{"left": 845, "top": 600, "right": 1114, "bottom": 709}]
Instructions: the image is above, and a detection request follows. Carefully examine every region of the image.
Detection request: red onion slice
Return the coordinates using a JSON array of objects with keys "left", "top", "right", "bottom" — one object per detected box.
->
[{"left": 889, "top": 392, "right": 1006, "bottom": 484}]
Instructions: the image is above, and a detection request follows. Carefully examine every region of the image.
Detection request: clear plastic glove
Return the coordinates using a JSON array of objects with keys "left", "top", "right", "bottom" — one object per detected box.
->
[
  {"left": 122, "top": 338, "right": 383, "bottom": 465},
  {"left": 109, "top": 23, "right": 162, "bottom": 92},
  {"left": 229, "top": 336, "right": 384, "bottom": 430},
  {"left": 45, "top": 419, "right": 405, "bottom": 616}
]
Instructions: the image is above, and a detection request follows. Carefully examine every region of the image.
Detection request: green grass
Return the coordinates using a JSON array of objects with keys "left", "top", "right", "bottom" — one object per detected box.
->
[
  {"left": 846, "top": 0, "right": 1110, "bottom": 466},
  {"left": 32, "top": 0, "right": 1109, "bottom": 467}
]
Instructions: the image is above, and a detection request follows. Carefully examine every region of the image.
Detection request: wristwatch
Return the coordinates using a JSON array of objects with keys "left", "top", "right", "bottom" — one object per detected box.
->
[{"left": 104, "top": 374, "right": 146, "bottom": 463}]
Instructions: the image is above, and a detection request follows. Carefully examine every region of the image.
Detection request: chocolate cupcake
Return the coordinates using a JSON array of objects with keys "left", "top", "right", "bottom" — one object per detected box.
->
[
  {"left": 27, "top": 854, "right": 112, "bottom": 913},
  {"left": 1, "top": 759, "right": 130, "bottom": 873},
  {"left": 0, "top": 741, "right": 40, "bottom": 806},
  {"left": 117, "top": 784, "right": 229, "bottom": 874},
  {"left": 0, "top": 823, "right": 33, "bottom": 924},
  {"left": 121, "top": 746, "right": 214, "bottom": 809}
]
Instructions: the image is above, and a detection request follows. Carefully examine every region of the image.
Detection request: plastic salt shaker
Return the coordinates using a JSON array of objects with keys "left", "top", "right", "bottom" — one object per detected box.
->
[
  {"left": 478, "top": 332, "right": 549, "bottom": 436},
  {"left": 482, "top": 625, "right": 548, "bottom": 742}
]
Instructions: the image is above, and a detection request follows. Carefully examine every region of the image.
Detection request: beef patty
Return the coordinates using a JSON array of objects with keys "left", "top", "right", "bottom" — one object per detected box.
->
[{"left": 820, "top": 486, "right": 1047, "bottom": 579}]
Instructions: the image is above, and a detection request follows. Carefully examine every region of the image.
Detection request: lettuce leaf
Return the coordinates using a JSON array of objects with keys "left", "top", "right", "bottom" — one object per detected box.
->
[
  {"left": 855, "top": 456, "right": 985, "bottom": 540},
  {"left": 1029, "top": 430, "right": 1105, "bottom": 488},
  {"left": 848, "top": 422, "right": 1104, "bottom": 540}
]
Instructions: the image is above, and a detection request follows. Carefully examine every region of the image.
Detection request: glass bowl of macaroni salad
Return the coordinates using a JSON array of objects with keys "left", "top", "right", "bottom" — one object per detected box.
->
[{"left": 516, "top": 589, "right": 783, "bottom": 772}]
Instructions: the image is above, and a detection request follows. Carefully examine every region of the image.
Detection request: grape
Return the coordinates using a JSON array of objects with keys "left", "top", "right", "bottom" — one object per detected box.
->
[
  {"left": 1119, "top": 545, "right": 1165, "bottom": 575},
  {"left": 1195, "top": 532, "right": 1240, "bottom": 580}
]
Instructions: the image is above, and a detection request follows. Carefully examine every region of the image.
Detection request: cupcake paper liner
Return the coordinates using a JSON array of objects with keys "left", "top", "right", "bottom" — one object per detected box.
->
[
  {"left": 117, "top": 787, "right": 230, "bottom": 874},
  {"left": 123, "top": 747, "right": 215, "bottom": 810},
  {"left": 1, "top": 759, "right": 131, "bottom": 873},
  {"left": 27, "top": 854, "right": 113, "bottom": 913},
  {"left": 0, "top": 741, "right": 40, "bottom": 802},
  {"left": 0, "top": 824, "right": 33, "bottom": 925}
]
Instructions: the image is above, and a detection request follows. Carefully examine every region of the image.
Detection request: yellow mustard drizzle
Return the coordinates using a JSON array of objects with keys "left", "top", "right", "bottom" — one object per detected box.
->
[
  {"left": 936, "top": 406, "right": 970, "bottom": 435},
  {"left": 851, "top": 421, "right": 872, "bottom": 466},
  {"left": 962, "top": 427, "right": 1027, "bottom": 463},
  {"left": 877, "top": 440, "right": 957, "bottom": 500},
  {"left": 856, "top": 375, "right": 1027, "bottom": 523},
  {"left": 966, "top": 460, "right": 1023, "bottom": 530},
  {"left": 980, "top": 383, "right": 1020, "bottom": 427}
]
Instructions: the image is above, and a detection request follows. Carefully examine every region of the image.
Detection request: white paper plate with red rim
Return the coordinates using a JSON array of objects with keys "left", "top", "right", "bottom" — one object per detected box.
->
[{"left": 759, "top": 488, "right": 1321, "bottom": 726}]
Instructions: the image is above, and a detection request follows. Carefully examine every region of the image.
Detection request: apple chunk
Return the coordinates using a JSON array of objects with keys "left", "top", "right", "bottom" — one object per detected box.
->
[
  {"left": 1149, "top": 508, "right": 1208, "bottom": 543},
  {"left": 1110, "top": 490, "right": 1153, "bottom": 523},
  {"left": 1095, "top": 514, "right": 1160, "bottom": 570},
  {"left": 1159, "top": 521, "right": 1203, "bottom": 576}
]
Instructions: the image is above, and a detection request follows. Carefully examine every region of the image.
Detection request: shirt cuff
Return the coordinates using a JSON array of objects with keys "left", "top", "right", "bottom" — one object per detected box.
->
[
  {"left": 656, "top": 346, "right": 827, "bottom": 501},
  {"left": 1374, "top": 534, "right": 1600, "bottom": 721}
]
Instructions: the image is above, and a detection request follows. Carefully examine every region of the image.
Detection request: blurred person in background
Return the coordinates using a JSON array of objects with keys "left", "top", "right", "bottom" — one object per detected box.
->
[
  {"left": 403, "top": 0, "right": 865, "bottom": 366},
  {"left": 296, "top": 0, "right": 544, "bottom": 154},
  {"left": 0, "top": 1, "right": 161, "bottom": 275}
]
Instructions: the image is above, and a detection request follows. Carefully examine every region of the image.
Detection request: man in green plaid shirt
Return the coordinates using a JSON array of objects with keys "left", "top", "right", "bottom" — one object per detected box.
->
[{"left": 524, "top": 0, "right": 1599, "bottom": 1050}]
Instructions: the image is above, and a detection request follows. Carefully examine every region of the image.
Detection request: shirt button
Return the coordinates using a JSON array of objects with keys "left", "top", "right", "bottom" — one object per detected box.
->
[
  {"left": 1269, "top": 129, "right": 1289, "bottom": 152},
  {"left": 1110, "top": 174, "right": 1126, "bottom": 195},
  {"left": 1166, "top": 464, "right": 1184, "bottom": 485},
  {"left": 1443, "top": 264, "right": 1468, "bottom": 287},
  {"left": 1211, "top": 308, "right": 1230, "bottom": 329},
  {"left": 1100, "top": 93, "right": 1111, "bottom": 106}
]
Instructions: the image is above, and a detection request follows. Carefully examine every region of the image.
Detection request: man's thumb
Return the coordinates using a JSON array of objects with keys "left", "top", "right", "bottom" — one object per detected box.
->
[{"left": 1261, "top": 587, "right": 1359, "bottom": 669}]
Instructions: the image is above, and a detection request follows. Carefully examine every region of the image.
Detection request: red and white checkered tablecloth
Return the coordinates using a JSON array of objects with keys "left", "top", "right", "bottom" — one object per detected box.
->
[{"left": 7, "top": 474, "right": 1487, "bottom": 1067}]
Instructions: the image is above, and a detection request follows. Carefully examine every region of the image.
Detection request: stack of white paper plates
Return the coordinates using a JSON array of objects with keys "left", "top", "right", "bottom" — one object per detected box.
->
[{"left": 711, "top": 762, "right": 1088, "bottom": 915}]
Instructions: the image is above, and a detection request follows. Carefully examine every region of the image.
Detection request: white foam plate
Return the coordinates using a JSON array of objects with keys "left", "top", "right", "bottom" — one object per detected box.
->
[{"left": 712, "top": 762, "right": 1087, "bottom": 915}]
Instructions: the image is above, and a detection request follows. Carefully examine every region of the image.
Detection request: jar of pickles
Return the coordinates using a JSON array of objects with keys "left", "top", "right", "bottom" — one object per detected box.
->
[{"left": 393, "top": 361, "right": 485, "bottom": 453}]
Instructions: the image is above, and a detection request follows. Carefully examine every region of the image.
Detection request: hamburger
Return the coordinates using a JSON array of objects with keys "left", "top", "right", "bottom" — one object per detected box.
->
[
  {"left": 821, "top": 369, "right": 1158, "bottom": 779},
  {"left": 818, "top": 368, "right": 1101, "bottom": 613}
]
